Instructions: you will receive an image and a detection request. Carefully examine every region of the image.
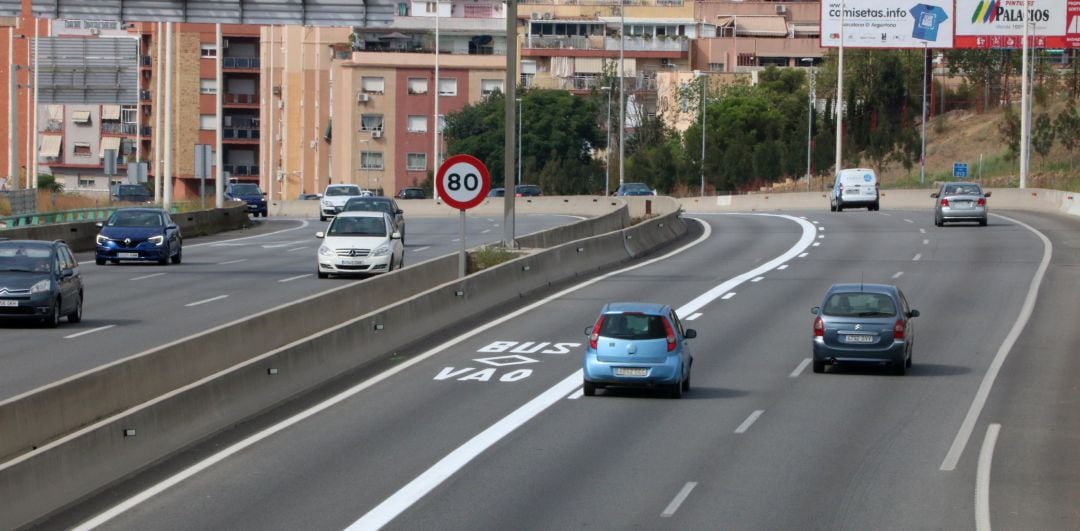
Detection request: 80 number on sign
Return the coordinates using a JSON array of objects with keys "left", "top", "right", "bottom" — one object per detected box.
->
[{"left": 436, "top": 154, "right": 491, "bottom": 210}]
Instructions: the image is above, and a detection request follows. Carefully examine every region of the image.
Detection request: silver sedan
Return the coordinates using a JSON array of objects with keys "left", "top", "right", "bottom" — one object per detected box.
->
[{"left": 932, "top": 182, "right": 990, "bottom": 226}]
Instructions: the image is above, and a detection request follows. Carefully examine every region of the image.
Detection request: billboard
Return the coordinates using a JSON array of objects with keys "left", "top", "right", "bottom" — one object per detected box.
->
[
  {"left": 821, "top": 0, "right": 955, "bottom": 49},
  {"left": 956, "top": 0, "right": 1080, "bottom": 49}
]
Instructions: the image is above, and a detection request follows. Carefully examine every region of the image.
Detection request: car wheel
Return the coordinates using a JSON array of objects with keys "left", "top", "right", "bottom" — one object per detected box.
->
[
  {"left": 319, "top": 215, "right": 327, "bottom": 222},
  {"left": 669, "top": 381, "right": 683, "bottom": 399},
  {"left": 906, "top": 353, "right": 913, "bottom": 368},
  {"left": 934, "top": 216, "right": 943, "bottom": 227},
  {"left": 317, "top": 269, "right": 329, "bottom": 279},
  {"left": 110, "top": 259, "right": 119, "bottom": 264},
  {"left": 871, "top": 202, "right": 880, "bottom": 211},
  {"left": 893, "top": 361, "right": 907, "bottom": 376},
  {"left": 45, "top": 299, "right": 61, "bottom": 328},
  {"left": 813, "top": 359, "right": 825, "bottom": 373},
  {"left": 979, "top": 218, "right": 987, "bottom": 227},
  {"left": 158, "top": 244, "right": 170, "bottom": 265},
  {"left": 583, "top": 380, "right": 596, "bottom": 397},
  {"left": 830, "top": 203, "right": 836, "bottom": 212},
  {"left": 836, "top": 203, "right": 843, "bottom": 212},
  {"left": 172, "top": 245, "right": 182, "bottom": 264},
  {"left": 67, "top": 292, "right": 83, "bottom": 323},
  {"left": 681, "top": 370, "right": 691, "bottom": 392},
  {"left": 95, "top": 258, "right": 106, "bottom": 266}
]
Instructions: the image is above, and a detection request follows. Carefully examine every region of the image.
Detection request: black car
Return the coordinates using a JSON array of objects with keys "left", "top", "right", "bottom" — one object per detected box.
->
[
  {"left": 342, "top": 196, "right": 406, "bottom": 242},
  {"left": 396, "top": 187, "right": 426, "bottom": 200},
  {"left": 0, "top": 239, "right": 83, "bottom": 327},
  {"left": 95, "top": 208, "right": 183, "bottom": 266},
  {"left": 487, "top": 187, "right": 505, "bottom": 197},
  {"left": 110, "top": 184, "right": 152, "bottom": 204},
  {"left": 515, "top": 184, "right": 543, "bottom": 197},
  {"left": 225, "top": 183, "right": 268, "bottom": 217}
]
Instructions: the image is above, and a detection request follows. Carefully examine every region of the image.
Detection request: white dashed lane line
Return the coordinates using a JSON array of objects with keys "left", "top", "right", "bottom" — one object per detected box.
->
[
  {"left": 722, "top": 293, "right": 736, "bottom": 300},
  {"left": 798, "top": 252, "right": 809, "bottom": 258},
  {"left": 565, "top": 388, "right": 584, "bottom": 400},
  {"left": 904, "top": 219, "right": 915, "bottom": 223},
  {"left": 660, "top": 482, "right": 698, "bottom": 518},
  {"left": 64, "top": 324, "right": 117, "bottom": 339},
  {"left": 287, "top": 247, "right": 308, "bottom": 253},
  {"left": 751, "top": 277, "right": 764, "bottom": 283},
  {"left": 278, "top": 274, "right": 311, "bottom": 283},
  {"left": 920, "top": 228, "right": 927, "bottom": 234},
  {"left": 219, "top": 259, "right": 247, "bottom": 265},
  {"left": 923, "top": 239, "right": 930, "bottom": 245},
  {"left": 812, "top": 242, "right": 821, "bottom": 247},
  {"left": 185, "top": 295, "right": 229, "bottom": 307},
  {"left": 411, "top": 246, "right": 431, "bottom": 253},
  {"left": 777, "top": 264, "right": 789, "bottom": 270},
  {"left": 789, "top": 358, "right": 811, "bottom": 378},
  {"left": 735, "top": 410, "right": 765, "bottom": 434},
  {"left": 892, "top": 271, "right": 904, "bottom": 279},
  {"left": 130, "top": 273, "right": 166, "bottom": 281},
  {"left": 913, "top": 253, "right": 923, "bottom": 261}
]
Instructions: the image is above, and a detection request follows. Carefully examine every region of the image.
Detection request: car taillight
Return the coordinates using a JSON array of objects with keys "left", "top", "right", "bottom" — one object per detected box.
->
[
  {"left": 893, "top": 319, "right": 906, "bottom": 340},
  {"left": 662, "top": 318, "right": 677, "bottom": 352},
  {"left": 977, "top": 198, "right": 986, "bottom": 206},
  {"left": 589, "top": 316, "right": 605, "bottom": 349},
  {"left": 940, "top": 198, "right": 950, "bottom": 207},
  {"left": 813, "top": 317, "right": 824, "bottom": 337}
]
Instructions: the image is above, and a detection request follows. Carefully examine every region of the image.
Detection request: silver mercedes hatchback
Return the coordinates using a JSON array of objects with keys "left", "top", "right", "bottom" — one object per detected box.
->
[
  {"left": 932, "top": 182, "right": 990, "bottom": 226},
  {"left": 811, "top": 283, "right": 919, "bottom": 375}
]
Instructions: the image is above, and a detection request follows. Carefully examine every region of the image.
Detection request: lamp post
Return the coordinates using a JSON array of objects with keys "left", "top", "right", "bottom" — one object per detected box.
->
[
  {"left": 516, "top": 97, "right": 522, "bottom": 187},
  {"left": 358, "top": 138, "right": 370, "bottom": 190},
  {"left": 600, "top": 86, "right": 611, "bottom": 196},
  {"left": 618, "top": 2, "right": 625, "bottom": 189},
  {"left": 920, "top": 42, "right": 928, "bottom": 186},
  {"left": 801, "top": 58, "right": 815, "bottom": 192},
  {"left": 695, "top": 71, "right": 706, "bottom": 197}
]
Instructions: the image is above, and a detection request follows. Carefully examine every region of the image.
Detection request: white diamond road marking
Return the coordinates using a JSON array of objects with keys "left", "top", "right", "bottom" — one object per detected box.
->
[{"left": 474, "top": 355, "right": 539, "bottom": 367}]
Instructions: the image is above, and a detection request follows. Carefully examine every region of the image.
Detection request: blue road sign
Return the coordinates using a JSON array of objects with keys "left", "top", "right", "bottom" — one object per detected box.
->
[{"left": 953, "top": 162, "right": 969, "bottom": 179}]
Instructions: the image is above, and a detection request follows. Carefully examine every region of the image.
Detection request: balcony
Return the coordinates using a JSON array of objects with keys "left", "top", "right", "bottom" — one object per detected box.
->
[
  {"left": 223, "top": 56, "right": 260, "bottom": 69},
  {"left": 140, "top": 55, "right": 151, "bottom": 66},
  {"left": 562, "top": 75, "right": 657, "bottom": 92},
  {"left": 520, "top": 0, "right": 684, "bottom": 5},
  {"left": 223, "top": 164, "right": 259, "bottom": 176},
  {"left": 224, "top": 93, "right": 259, "bottom": 105},
  {"left": 44, "top": 120, "right": 62, "bottom": 132},
  {"left": 523, "top": 35, "right": 688, "bottom": 54},
  {"left": 100, "top": 122, "right": 139, "bottom": 135}
]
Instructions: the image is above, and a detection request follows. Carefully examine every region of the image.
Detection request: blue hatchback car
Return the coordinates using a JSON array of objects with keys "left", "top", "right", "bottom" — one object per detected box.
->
[
  {"left": 95, "top": 208, "right": 183, "bottom": 265},
  {"left": 583, "top": 303, "right": 696, "bottom": 398},
  {"left": 811, "top": 283, "right": 919, "bottom": 375},
  {"left": 225, "top": 183, "right": 268, "bottom": 217}
]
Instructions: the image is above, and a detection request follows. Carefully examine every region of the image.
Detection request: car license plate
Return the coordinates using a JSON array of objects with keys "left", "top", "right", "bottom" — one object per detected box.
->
[
  {"left": 340, "top": 258, "right": 364, "bottom": 266},
  {"left": 614, "top": 367, "right": 647, "bottom": 376},
  {"left": 118, "top": 252, "right": 139, "bottom": 259},
  {"left": 953, "top": 201, "right": 972, "bottom": 209},
  {"left": 0, "top": 300, "right": 17, "bottom": 307},
  {"left": 845, "top": 335, "right": 875, "bottom": 344}
]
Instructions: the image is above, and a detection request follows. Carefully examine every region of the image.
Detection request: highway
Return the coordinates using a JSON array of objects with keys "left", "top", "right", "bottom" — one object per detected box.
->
[
  {"left": 0, "top": 214, "right": 577, "bottom": 401},
  {"left": 40, "top": 208, "right": 1080, "bottom": 530}
]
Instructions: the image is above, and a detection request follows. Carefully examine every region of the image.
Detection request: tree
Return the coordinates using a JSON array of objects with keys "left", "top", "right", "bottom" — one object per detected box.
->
[
  {"left": 37, "top": 173, "right": 64, "bottom": 193},
  {"left": 1054, "top": 102, "right": 1080, "bottom": 169},
  {"left": 998, "top": 105, "right": 1022, "bottom": 162},
  {"left": 1031, "top": 113, "right": 1056, "bottom": 166}
]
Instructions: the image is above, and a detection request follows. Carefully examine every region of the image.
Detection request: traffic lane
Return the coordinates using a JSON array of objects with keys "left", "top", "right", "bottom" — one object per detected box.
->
[
  {"left": 68, "top": 214, "right": 811, "bottom": 529},
  {"left": 975, "top": 210, "right": 1080, "bottom": 530}
]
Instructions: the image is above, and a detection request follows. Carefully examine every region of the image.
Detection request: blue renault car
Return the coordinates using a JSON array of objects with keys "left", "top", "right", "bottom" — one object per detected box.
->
[
  {"left": 811, "top": 283, "right": 919, "bottom": 375},
  {"left": 582, "top": 302, "right": 696, "bottom": 398},
  {"left": 95, "top": 208, "right": 183, "bottom": 266},
  {"left": 225, "top": 182, "right": 268, "bottom": 217}
]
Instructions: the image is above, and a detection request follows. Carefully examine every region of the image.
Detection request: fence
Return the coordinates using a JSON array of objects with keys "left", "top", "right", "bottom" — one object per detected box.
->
[{"left": 0, "top": 189, "right": 37, "bottom": 216}]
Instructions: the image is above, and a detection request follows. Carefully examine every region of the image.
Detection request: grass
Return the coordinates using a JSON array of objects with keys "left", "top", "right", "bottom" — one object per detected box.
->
[{"left": 467, "top": 245, "right": 522, "bottom": 274}]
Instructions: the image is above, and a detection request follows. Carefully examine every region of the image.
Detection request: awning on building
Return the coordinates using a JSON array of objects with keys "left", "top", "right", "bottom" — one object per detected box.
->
[
  {"left": 101, "top": 104, "right": 121, "bottom": 120},
  {"left": 46, "top": 105, "right": 63, "bottom": 121},
  {"left": 730, "top": 16, "right": 789, "bottom": 38},
  {"left": 71, "top": 110, "right": 91, "bottom": 124},
  {"left": 39, "top": 135, "right": 61, "bottom": 158},
  {"left": 574, "top": 57, "right": 604, "bottom": 74},
  {"left": 99, "top": 136, "right": 121, "bottom": 158}
]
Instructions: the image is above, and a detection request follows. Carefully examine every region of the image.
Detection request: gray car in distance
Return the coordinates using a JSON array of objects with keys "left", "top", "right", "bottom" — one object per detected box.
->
[
  {"left": 932, "top": 182, "right": 990, "bottom": 226},
  {"left": 811, "top": 283, "right": 919, "bottom": 375}
]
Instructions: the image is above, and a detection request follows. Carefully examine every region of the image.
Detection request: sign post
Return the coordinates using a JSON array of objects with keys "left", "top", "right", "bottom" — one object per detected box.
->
[{"left": 435, "top": 154, "right": 492, "bottom": 278}]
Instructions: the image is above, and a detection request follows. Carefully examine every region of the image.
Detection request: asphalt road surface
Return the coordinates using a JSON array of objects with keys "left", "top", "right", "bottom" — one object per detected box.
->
[
  {"left": 43, "top": 209, "right": 1080, "bottom": 530},
  {"left": 0, "top": 214, "right": 578, "bottom": 401}
]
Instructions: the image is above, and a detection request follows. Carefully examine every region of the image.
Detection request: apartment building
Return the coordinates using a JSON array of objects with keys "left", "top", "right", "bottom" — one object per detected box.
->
[{"left": 694, "top": 1, "right": 823, "bottom": 72}]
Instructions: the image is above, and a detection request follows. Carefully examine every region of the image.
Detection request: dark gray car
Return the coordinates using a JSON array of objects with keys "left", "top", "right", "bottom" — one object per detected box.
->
[
  {"left": 933, "top": 182, "right": 989, "bottom": 226},
  {"left": 811, "top": 283, "right": 918, "bottom": 375},
  {"left": 342, "top": 196, "right": 405, "bottom": 243},
  {"left": 0, "top": 239, "right": 83, "bottom": 327}
]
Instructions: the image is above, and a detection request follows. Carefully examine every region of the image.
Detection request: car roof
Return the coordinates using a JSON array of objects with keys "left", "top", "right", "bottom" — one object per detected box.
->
[
  {"left": 600, "top": 302, "right": 670, "bottom": 315},
  {"left": 825, "top": 283, "right": 898, "bottom": 296},
  {"left": 346, "top": 196, "right": 392, "bottom": 202},
  {"left": 0, "top": 239, "right": 55, "bottom": 248},
  {"left": 334, "top": 211, "right": 387, "bottom": 219},
  {"left": 113, "top": 207, "right": 166, "bottom": 214}
]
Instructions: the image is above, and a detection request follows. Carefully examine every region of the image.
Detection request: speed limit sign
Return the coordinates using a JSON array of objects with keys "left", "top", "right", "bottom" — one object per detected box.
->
[{"left": 436, "top": 154, "right": 491, "bottom": 210}]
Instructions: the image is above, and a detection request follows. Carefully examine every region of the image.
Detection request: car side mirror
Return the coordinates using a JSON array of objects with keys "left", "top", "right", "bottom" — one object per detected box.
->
[
  {"left": 908, "top": 309, "right": 920, "bottom": 318},
  {"left": 391, "top": 231, "right": 402, "bottom": 240},
  {"left": 95, "top": 221, "right": 104, "bottom": 228},
  {"left": 61, "top": 268, "right": 75, "bottom": 278},
  {"left": 167, "top": 224, "right": 178, "bottom": 230},
  {"left": 584, "top": 326, "right": 592, "bottom": 336},
  {"left": 811, "top": 306, "right": 820, "bottom": 315},
  {"left": 396, "top": 209, "right": 403, "bottom": 215},
  {"left": 316, "top": 231, "right": 325, "bottom": 239},
  {"left": 983, "top": 191, "right": 991, "bottom": 197},
  {"left": 262, "top": 192, "right": 267, "bottom": 196},
  {"left": 930, "top": 193, "right": 939, "bottom": 198},
  {"left": 684, "top": 329, "right": 697, "bottom": 339}
]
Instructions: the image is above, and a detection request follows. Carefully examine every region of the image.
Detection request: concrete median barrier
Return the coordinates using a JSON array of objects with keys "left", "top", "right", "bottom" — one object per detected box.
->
[{"left": 0, "top": 206, "right": 688, "bottom": 529}]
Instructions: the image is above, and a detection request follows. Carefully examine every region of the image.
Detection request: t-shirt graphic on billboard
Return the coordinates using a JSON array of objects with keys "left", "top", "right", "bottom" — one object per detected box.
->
[{"left": 910, "top": 4, "right": 949, "bottom": 42}]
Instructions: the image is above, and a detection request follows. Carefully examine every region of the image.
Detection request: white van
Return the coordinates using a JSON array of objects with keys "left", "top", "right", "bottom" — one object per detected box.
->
[{"left": 830, "top": 168, "right": 879, "bottom": 211}]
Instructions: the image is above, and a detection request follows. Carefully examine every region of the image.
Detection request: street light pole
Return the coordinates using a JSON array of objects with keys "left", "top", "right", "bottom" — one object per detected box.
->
[
  {"left": 920, "top": 43, "right": 928, "bottom": 186},
  {"left": 359, "top": 139, "right": 370, "bottom": 190},
  {"left": 802, "top": 58, "right": 815, "bottom": 192},
  {"left": 696, "top": 71, "right": 706, "bottom": 197},
  {"left": 599, "top": 86, "right": 611, "bottom": 196},
  {"left": 516, "top": 97, "right": 522, "bottom": 187},
  {"left": 618, "top": 4, "right": 625, "bottom": 189}
]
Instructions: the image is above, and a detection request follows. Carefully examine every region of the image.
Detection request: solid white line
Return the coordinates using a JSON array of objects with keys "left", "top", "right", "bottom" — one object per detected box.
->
[
  {"left": 566, "top": 388, "right": 584, "bottom": 400},
  {"left": 798, "top": 252, "right": 809, "bottom": 258},
  {"left": 70, "top": 220, "right": 717, "bottom": 530},
  {"left": 912, "top": 253, "right": 922, "bottom": 261},
  {"left": 735, "top": 410, "right": 764, "bottom": 434},
  {"left": 184, "top": 295, "right": 228, "bottom": 307},
  {"left": 130, "top": 273, "right": 165, "bottom": 281},
  {"left": 685, "top": 312, "right": 703, "bottom": 321},
  {"left": 941, "top": 214, "right": 1052, "bottom": 471},
  {"left": 451, "top": 238, "right": 461, "bottom": 242},
  {"left": 287, "top": 247, "right": 308, "bottom": 253},
  {"left": 722, "top": 292, "right": 736, "bottom": 300},
  {"left": 218, "top": 259, "right": 247, "bottom": 265},
  {"left": 64, "top": 324, "right": 116, "bottom": 339},
  {"left": 351, "top": 371, "right": 586, "bottom": 529},
  {"left": 661, "top": 482, "right": 698, "bottom": 518},
  {"left": 975, "top": 423, "right": 1001, "bottom": 531},
  {"left": 789, "top": 358, "right": 811, "bottom": 378},
  {"left": 751, "top": 276, "right": 764, "bottom": 283},
  {"left": 411, "top": 246, "right": 431, "bottom": 252},
  {"left": 777, "top": 264, "right": 789, "bottom": 270},
  {"left": 892, "top": 271, "right": 904, "bottom": 279},
  {"left": 923, "top": 239, "right": 930, "bottom": 245},
  {"left": 278, "top": 274, "right": 311, "bottom": 283},
  {"left": 187, "top": 219, "right": 310, "bottom": 248}
]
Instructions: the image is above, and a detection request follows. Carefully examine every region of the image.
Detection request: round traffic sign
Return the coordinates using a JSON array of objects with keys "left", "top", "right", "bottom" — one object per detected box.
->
[{"left": 436, "top": 154, "right": 491, "bottom": 210}]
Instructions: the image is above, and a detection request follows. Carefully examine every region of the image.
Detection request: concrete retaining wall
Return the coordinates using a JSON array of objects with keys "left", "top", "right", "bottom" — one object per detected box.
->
[{"left": 0, "top": 209, "right": 687, "bottom": 529}]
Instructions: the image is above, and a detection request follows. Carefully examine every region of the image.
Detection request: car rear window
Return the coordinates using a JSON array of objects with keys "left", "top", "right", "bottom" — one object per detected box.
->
[
  {"left": 598, "top": 313, "right": 668, "bottom": 340},
  {"left": 823, "top": 292, "right": 897, "bottom": 317},
  {"left": 229, "top": 184, "right": 261, "bottom": 195},
  {"left": 943, "top": 184, "right": 981, "bottom": 195},
  {"left": 345, "top": 199, "right": 393, "bottom": 215},
  {"left": 326, "top": 186, "right": 361, "bottom": 196}
]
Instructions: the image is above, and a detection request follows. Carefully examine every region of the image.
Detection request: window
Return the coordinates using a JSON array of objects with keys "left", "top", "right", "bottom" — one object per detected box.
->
[
  {"left": 425, "top": 2, "right": 437, "bottom": 14},
  {"left": 708, "top": 62, "right": 724, "bottom": 72},
  {"left": 360, "top": 114, "right": 384, "bottom": 131},
  {"left": 200, "top": 44, "right": 217, "bottom": 58},
  {"left": 71, "top": 111, "right": 91, "bottom": 125},
  {"left": 407, "top": 153, "right": 427, "bottom": 171},
  {"left": 361, "top": 76, "right": 385, "bottom": 94},
  {"left": 120, "top": 105, "right": 137, "bottom": 124},
  {"left": 361, "top": 151, "right": 384, "bottom": 170},
  {"left": 78, "top": 177, "right": 96, "bottom": 189},
  {"left": 480, "top": 79, "right": 503, "bottom": 96},
  {"left": 200, "top": 115, "right": 217, "bottom": 130},
  {"left": 200, "top": 79, "right": 217, "bottom": 94},
  {"left": 407, "top": 77, "right": 428, "bottom": 95},
  {"left": 407, "top": 115, "right": 427, "bottom": 133},
  {"left": 73, "top": 142, "right": 91, "bottom": 157},
  {"left": 437, "top": 114, "right": 446, "bottom": 133},
  {"left": 438, "top": 78, "right": 457, "bottom": 96}
]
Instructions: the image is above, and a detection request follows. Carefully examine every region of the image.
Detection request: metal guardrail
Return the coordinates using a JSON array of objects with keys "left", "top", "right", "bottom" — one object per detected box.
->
[{"left": 0, "top": 205, "right": 181, "bottom": 230}]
